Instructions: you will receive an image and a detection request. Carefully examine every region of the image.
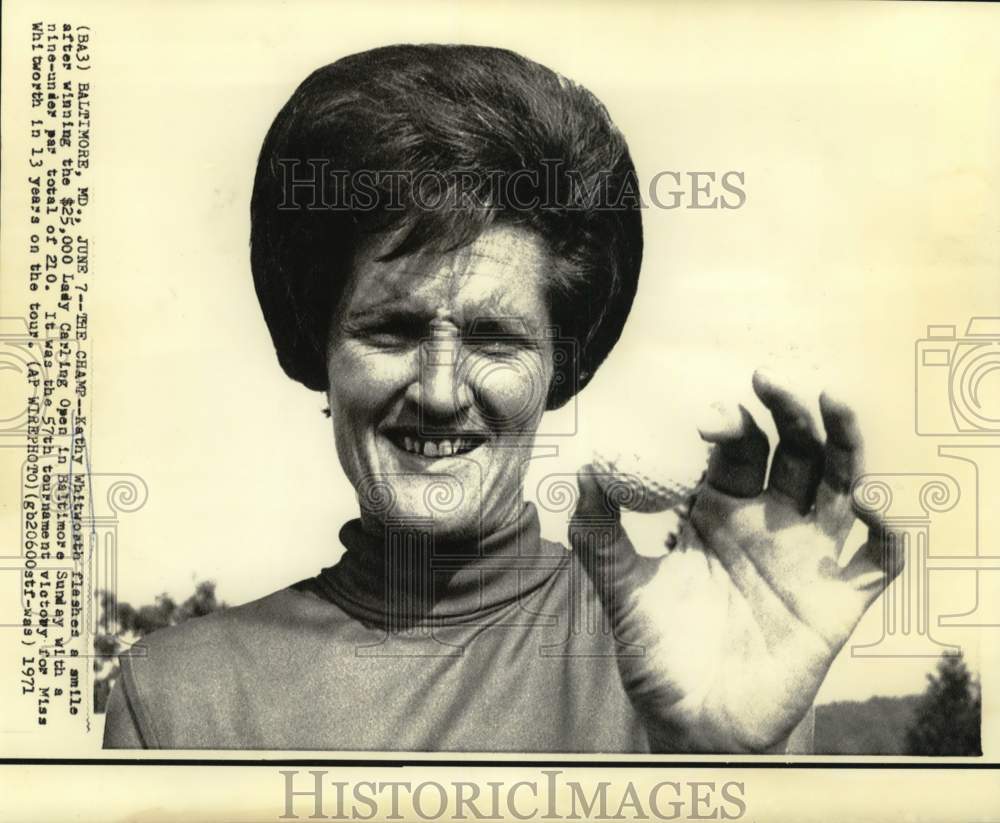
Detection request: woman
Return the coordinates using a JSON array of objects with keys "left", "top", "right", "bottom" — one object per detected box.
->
[{"left": 104, "top": 44, "right": 896, "bottom": 752}]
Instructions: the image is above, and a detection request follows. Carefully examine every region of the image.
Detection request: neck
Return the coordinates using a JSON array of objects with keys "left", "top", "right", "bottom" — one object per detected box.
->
[
  {"left": 357, "top": 505, "right": 524, "bottom": 550},
  {"left": 318, "top": 502, "right": 565, "bottom": 627}
]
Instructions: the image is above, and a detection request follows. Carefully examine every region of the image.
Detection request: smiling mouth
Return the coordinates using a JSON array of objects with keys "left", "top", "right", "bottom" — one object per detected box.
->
[{"left": 386, "top": 431, "right": 487, "bottom": 459}]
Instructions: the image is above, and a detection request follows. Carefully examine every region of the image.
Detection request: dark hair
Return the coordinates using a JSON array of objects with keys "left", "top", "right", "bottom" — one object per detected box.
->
[{"left": 250, "top": 44, "right": 643, "bottom": 408}]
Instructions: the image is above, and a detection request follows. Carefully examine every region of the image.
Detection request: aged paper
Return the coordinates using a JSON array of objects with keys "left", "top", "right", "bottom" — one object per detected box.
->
[{"left": 1, "top": 0, "right": 998, "bottom": 820}]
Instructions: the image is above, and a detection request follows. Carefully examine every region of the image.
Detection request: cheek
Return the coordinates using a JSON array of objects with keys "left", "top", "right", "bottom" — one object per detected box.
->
[
  {"left": 466, "top": 351, "right": 552, "bottom": 431},
  {"left": 326, "top": 345, "right": 416, "bottom": 427}
]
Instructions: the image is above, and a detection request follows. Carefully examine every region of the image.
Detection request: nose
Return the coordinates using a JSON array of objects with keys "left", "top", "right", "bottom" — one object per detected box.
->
[{"left": 407, "top": 316, "right": 473, "bottom": 421}]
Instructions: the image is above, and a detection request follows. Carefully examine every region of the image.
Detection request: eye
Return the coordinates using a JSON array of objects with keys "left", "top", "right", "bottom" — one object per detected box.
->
[
  {"left": 364, "top": 328, "right": 408, "bottom": 347},
  {"left": 468, "top": 335, "right": 541, "bottom": 360},
  {"left": 458, "top": 339, "right": 512, "bottom": 363},
  {"left": 356, "top": 316, "right": 424, "bottom": 348},
  {"left": 465, "top": 319, "right": 540, "bottom": 358}
]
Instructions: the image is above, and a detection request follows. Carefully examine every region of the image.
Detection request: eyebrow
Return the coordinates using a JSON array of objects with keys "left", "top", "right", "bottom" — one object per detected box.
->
[
  {"left": 344, "top": 301, "right": 542, "bottom": 339},
  {"left": 342, "top": 298, "right": 428, "bottom": 326},
  {"left": 464, "top": 289, "right": 544, "bottom": 336},
  {"left": 345, "top": 284, "right": 543, "bottom": 329},
  {"left": 465, "top": 316, "right": 539, "bottom": 339}
]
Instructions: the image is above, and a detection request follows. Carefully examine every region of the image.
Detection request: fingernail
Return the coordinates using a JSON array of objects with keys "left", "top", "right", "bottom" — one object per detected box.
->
[
  {"left": 696, "top": 401, "right": 742, "bottom": 439},
  {"left": 753, "top": 367, "right": 783, "bottom": 391},
  {"left": 819, "top": 389, "right": 849, "bottom": 414}
]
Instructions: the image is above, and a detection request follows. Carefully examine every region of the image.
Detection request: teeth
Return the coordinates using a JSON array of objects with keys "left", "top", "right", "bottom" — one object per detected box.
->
[{"left": 396, "top": 435, "right": 482, "bottom": 456}]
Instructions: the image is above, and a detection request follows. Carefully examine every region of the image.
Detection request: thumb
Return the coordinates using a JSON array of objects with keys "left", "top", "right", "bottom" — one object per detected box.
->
[
  {"left": 569, "top": 465, "right": 645, "bottom": 598},
  {"left": 571, "top": 463, "right": 621, "bottom": 524}
]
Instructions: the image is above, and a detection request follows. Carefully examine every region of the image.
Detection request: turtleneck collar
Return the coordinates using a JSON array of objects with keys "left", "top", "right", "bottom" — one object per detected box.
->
[{"left": 311, "top": 503, "right": 568, "bottom": 628}]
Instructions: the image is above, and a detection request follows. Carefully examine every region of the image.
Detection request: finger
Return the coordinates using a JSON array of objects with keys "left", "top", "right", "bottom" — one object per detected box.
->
[
  {"left": 569, "top": 465, "right": 652, "bottom": 612},
  {"left": 752, "top": 370, "right": 825, "bottom": 513},
  {"left": 699, "top": 404, "right": 769, "bottom": 497},
  {"left": 842, "top": 525, "right": 906, "bottom": 600},
  {"left": 815, "top": 391, "right": 865, "bottom": 540},
  {"left": 570, "top": 464, "right": 623, "bottom": 529}
]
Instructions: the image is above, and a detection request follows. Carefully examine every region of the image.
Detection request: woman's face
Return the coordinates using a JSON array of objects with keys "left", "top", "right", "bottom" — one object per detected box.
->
[{"left": 326, "top": 225, "right": 556, "bottom": 539}]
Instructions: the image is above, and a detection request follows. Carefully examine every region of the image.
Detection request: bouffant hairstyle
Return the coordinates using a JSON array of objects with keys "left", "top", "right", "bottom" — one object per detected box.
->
[{"left": 250, "top": 44, "right": 643, "bottom": 408}]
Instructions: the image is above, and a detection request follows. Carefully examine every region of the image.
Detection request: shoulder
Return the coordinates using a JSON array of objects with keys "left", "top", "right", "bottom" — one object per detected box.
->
[
  {"left": 130, "top": 586, "right": 306, "bottom": 662},
  {"left": 113, "top": 585, "right": 326, "bottom": 746}
]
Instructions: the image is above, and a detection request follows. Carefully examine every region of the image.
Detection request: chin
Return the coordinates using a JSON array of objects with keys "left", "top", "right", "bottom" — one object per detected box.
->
[
  {"left": 350, "top": 433, "right": 522, "bottom": 538},
  {"left": 354, "top": 471, "right": 480, "bottom": 532}
]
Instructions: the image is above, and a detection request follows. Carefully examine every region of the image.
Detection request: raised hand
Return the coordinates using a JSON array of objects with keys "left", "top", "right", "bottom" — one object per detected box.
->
[{"left": 569, "top": 370, "right": 900, "bottom": 753}]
